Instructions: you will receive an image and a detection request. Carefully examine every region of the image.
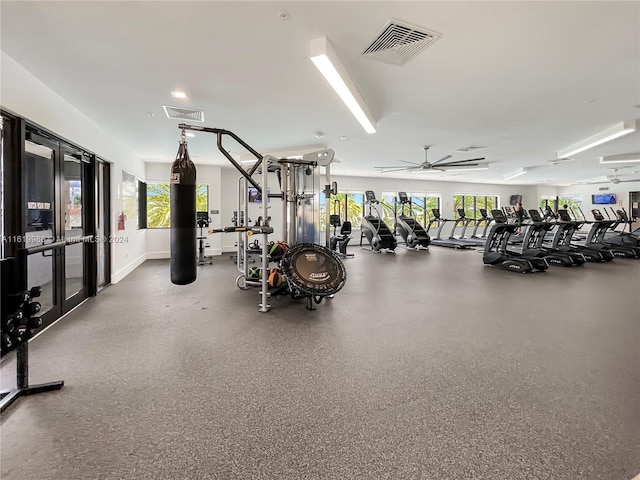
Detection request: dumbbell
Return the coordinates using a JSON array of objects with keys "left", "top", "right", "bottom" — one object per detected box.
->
[
  {"left": 2, "top": 310, "right": 24, "bottom": 333},
  {"left": 24, "top": 301, "right": 41, "bottom": 316},
  {"left": 28, "top": 316, "right": 42, "bottom": 336},
  {"left": 2, "top": 332, "right": 13, "bottom": 350},
  {"left": 29, "top": 286, "right": 42, "bottom": 299},
  {"left": 11, "top": 322, "right": 29, "bottom": 344}
]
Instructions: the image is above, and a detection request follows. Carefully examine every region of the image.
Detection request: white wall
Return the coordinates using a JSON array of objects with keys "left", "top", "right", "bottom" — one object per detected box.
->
[
  {"left": 1, "top": 51, "right": 146, "bottom": 283},
  {"left": 145, "top": 162, "right": 222, "bottom": 258}
]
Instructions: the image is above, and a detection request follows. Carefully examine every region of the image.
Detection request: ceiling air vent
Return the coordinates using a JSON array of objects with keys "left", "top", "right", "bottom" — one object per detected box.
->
[
  {"left": 362, "top": 20, "right": 441, "bottom": 66},
  {"left": 162, "top": 106, "right": 205, "bottom": 122},
  {"left": 456, "top": 146, "right": 487, "bottom": 152}
]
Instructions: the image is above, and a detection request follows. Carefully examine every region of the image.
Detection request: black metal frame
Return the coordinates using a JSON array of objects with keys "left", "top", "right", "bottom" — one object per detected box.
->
[
  {"left": 178, "top": 124, "right": 264, "bottom": 193},
  {"left": 97, "top": 159, "right": 112, "bottom": 288},
  {"left": 0, "top": 247, "right": 66, "bottom": 414},
  {"left": 2, "top": 109, "right": 107, "bottom": 347}
]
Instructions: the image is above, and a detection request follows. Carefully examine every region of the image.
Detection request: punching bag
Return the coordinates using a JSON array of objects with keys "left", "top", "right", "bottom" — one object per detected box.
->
[{"left": 170, "top": 136, "right": 197, "bottom": 285}]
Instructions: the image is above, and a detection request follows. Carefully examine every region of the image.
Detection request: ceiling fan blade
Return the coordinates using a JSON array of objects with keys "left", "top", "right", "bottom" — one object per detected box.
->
[
  {"left": 375, "top": 165, "right": 408, "bottom": 169},
  {"left": 621, "top": 178, "right": 640, "bottom": 182},
  {"left": 378, "top": 167, "right": 412, "bottom": 173},
  {"left": 440, "top": 163, "right": 481, "bottom": 168},
  {"left": 412, "top": 167, "right": 446, "bottom": 173},
  {"left": 429, "top": 154, "right": 452, "bottom": 166},
  {"left": 399, "top": 159, "right": 424, "bottom": 166},
  {"left": 440, "top": 157, "right": 486, "bottom": 165}
]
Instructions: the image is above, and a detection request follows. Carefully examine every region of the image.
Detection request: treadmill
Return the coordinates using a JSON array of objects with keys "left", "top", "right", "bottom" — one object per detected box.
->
[
  {"left": 427, "top": 209, "right": 472, "bottom": 249},
  {"left": 470, "top": 208, "right": 493, "bottom": 240},
  {"left": 448, "top": 208, "right": 485, "bottom": 247},
  {"left": 580, "top": 208, "right": 639, "bottom": 258},
  {"left": 524, "top": 210, "right": 586, "bottom": 266},
  {"left": 552, "top": 209, "right": 613, "bottom": 262},
  {"left": 483, "top": 210, "right": 548, "bottom": 273}
]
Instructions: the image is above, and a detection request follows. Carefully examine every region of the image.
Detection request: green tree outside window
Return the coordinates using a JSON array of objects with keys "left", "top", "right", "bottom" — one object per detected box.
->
[{"left": 147, "top": 183, "right": 209, "bottom": 228}]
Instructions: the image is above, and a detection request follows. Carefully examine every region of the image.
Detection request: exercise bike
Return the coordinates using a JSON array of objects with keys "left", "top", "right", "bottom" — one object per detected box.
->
[{"left": 196, "top": 211, "right": 214, "bottom": 266}]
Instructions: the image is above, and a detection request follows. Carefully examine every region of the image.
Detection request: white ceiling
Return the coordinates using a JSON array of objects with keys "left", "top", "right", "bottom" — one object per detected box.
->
[{"left": 1, "top": 1, "right": 639, "bottom": 186}]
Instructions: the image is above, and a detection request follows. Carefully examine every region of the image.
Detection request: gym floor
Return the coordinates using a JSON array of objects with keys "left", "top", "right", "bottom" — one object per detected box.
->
[{"left": 1, "top": 247, "right": 639, "bottom": 480}]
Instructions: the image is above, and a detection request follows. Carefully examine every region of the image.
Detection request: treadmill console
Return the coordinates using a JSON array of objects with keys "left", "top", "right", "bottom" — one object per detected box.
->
[
  {"left": 398, "top": 192, "right": 409, "bottom": 203},
  {"left": 557, "top": 209, "right": 572, "bottom": 222},
  {"left": 479, "top": 208, "right": 488, "bottom": 218},
  {"left": 196, "top": 211, "right": 210, "bottom": 228},
  {"left": 503, "top": 206, "right": 514, "bottom": 216},
  {"left": 431, "top": 208, "right": 441, "bottom": 219},
  {"left": 528, "top": 209, "right": 543, "bottom": 222},
  {"left": 457, "top": 208, "right": 466, "bottom": 218},
  {"left": 365, "top": 190, "right": 378, "bottom": 203},
  {"left": 490, "top": 209, "right": 508, "bottom": 223},
  {"left": 591, "top": 209, "right": 605, "bottom": 221},
  {"left": 616, "top": 209, "right": 628, "bottom": 221}
]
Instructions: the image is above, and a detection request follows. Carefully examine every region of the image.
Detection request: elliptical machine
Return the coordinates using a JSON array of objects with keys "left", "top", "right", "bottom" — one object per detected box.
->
[
  {"left": 329, "top": 199, "right": 354, "bottom": 258},
  {"left": 394, "top": 192, "right": 430, "bottom": 250},
  {"left": 196, "top": 211, "right": 214, "bottom": 266},
  {"left": 360, "top": 191, "right": 397, "bottom": 253}
]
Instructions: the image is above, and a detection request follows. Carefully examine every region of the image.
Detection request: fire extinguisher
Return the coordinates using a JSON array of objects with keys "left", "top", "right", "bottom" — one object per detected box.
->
[{"left": 118, "top": 212, "right": 126, "bottom": 230}]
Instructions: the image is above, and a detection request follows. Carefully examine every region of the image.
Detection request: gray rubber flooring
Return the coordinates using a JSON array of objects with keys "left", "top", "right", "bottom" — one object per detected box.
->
[{"left": 1, "top": 246, "right": 639, "bottom": 480}]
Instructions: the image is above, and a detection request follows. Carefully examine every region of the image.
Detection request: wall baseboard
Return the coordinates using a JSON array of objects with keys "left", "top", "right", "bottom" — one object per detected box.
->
[
  {"left": 114, "top": 249, "right": 224, "bottom": 283},
  {"left": 111, "top": 253, "right": 147, "bottom": 284},
  {"left": 145, "top": 251, "right": 170, "bottom": 260},
  {"left": 146, "top": 249, "right": 222, "bottom": 260}
]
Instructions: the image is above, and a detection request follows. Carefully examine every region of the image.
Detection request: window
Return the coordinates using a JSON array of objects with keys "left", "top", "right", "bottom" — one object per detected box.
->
[
  {"left": 145, "top": 183, "right": 209, "bottom": 228},
  {"left": 409, "top": 195, "right": 440, "bottom": 227},
  {"left": 328, "top": 192, "right": 366, "bottom": 230},
  {"left": 558, "top": 194, "right": 583, "bottom": 218},
  {"left": 539, "top": 196, "right": 557, "bottom": 214},
  {"left": 380, "top": 194, "right": 397, "bottom": 230},
  {"left": 453, "top": 194, "right": 498, "bottom": 220}
]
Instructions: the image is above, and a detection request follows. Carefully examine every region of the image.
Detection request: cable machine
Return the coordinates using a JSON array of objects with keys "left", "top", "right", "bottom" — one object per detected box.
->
[{"left": 171, "top": 124, "right": 346, "bottom": 311}]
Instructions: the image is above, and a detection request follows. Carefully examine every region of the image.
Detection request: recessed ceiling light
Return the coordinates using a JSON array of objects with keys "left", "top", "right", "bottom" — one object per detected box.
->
[
  {"left": 340, "top": 136, "right": 347, "bottom": 140},
  {"left": 315, "top": 132, "right": 324, "bottom": 138},
  {"left": 147, "top": 113, "right": 155, "bottom": 117},
  {"left": 171, "top": 91, "right": 187, "bottom": 99}
]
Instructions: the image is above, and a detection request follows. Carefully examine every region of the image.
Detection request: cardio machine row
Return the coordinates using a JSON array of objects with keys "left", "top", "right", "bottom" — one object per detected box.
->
[{"left": 482, "top": 206, "right": 640, "bottom": 273}]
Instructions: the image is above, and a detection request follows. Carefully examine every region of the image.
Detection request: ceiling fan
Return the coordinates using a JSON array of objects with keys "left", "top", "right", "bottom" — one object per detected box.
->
[
  {"left": 376, "top": 146, "right": 486, "bottom": 173},
  {"left": 577, "top": 168, "right": 640, "bottom": 185}
]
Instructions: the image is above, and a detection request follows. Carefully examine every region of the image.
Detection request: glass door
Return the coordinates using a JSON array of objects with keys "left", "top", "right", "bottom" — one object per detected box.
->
[
  {"left": 23, "top": 135, "right": 92, "bottom": 327},
  {"left": 24, "top": 137, "right": 59, "bottom": 321},
  {"left": 96, "top": 160, "right": 110, "bottom": 289},
  {"left": 61, "top": 148, "right": 89, "bottom": 310}
]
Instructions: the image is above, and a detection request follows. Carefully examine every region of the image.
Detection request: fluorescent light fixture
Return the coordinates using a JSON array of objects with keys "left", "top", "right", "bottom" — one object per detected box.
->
[
  {"left": 557, "top": 120, "right": 637, "bottom": 158},
  {"left": 504, "top": 167, "right": 529, "bottom": 180},
  {"left": 310, "top": 37, "right": 376, "bottom": 134},
  {"left": 599, "top": 153, "right": 640, "bottom": 164},
  {"left": 171, "top": 91, "right": 187, "bottom": 99}
]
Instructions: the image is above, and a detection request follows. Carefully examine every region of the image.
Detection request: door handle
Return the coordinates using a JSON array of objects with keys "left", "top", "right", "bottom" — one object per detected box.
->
[{"left": 40, "top": 237, "right": 55, "bottom": 257}]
